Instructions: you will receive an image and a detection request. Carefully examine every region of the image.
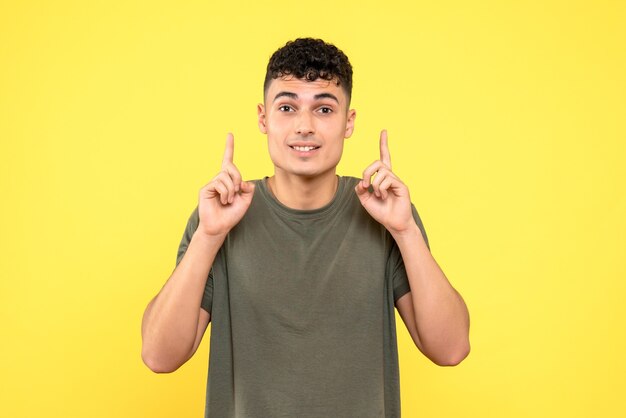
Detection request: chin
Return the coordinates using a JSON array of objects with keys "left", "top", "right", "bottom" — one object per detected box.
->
[
  {"left": 270, "top": 153, "right": 341, "bottom": 179},
  {"left": 276, "top": 164, "right": 332, "bottom": 179},
  {"left": 287, "top": 169, "right": 324, "bottom": 178}
]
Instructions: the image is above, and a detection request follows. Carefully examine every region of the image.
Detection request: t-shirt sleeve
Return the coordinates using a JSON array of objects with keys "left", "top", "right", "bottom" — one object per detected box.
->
[
  {"left": 390, "top": 203, "right": 430, "bottom": 302},
  {"left": 176, "top": 205, "right": 214, "bottom": 314}
]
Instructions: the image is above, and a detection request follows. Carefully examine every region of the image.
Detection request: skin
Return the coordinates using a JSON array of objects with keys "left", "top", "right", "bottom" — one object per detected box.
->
[
  {"left": 257, "top": 76, "right": 356, "bottom": 209},
  {"left": 141, "top": 74, "right": 470, "bottom": 373},
  {"left": 354, "top": 129, "right": 470, "bottom": 365}
]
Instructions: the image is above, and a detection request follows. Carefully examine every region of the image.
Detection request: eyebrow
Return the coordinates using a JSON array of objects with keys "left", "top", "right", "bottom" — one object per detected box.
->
[{"left": 272, "top": 91, "right": 339, "bottom": 104}]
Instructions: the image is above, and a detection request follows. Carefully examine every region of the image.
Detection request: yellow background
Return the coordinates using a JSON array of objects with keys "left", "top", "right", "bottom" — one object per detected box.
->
[{"left": 1, "top": 1, "right": 625, "bottom": 417}]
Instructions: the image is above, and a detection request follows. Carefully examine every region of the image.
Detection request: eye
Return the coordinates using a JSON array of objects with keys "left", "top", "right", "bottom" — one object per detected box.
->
[
  {"left": 278, "top": 105, "right": 294, "bottom": 112},
  {"left": 318, "top": 106, "right": 333, "bottom": 114}
]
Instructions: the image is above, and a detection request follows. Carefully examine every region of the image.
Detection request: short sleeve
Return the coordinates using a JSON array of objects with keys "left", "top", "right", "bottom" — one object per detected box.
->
[
  {"left": 390, "top": 203, "right": 430, "bottom": 302},
  {"left": 176, "top": 205, "right": 214, "bottom": 314}
]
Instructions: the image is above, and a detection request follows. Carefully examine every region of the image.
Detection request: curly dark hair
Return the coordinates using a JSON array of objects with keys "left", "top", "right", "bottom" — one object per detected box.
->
[{"left": 263, "top": 38, "right": 353, "bottom": 104}]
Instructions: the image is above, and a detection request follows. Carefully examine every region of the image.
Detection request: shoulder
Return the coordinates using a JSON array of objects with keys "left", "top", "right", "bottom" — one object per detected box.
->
[
  {"left": 339, "top": 175, "right": 361, "bottom": 188},
  {"left": 336, "top": 176, "right": 385, "bottom": 229},
  {"left": 338, "top": 176, "right": 362, "bottom": 203}
]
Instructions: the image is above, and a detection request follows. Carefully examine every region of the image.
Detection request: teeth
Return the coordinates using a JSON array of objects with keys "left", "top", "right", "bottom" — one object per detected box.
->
[{"left": 293, "top": 146, "right": 317, "bottom": 152}]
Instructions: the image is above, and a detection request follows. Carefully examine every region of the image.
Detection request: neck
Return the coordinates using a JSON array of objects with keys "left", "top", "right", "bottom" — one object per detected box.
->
[{"left": 268, "top": 170, "right": 339, "bottom": 210}]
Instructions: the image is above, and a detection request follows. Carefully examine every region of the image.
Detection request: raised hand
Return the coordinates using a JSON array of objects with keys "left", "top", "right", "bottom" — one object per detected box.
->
[
  {"left": 197, "top": 133, "right": 255, "bottom": 237},
  {"left": 355, "top": 130, "right": 414, "bottom": 234}
]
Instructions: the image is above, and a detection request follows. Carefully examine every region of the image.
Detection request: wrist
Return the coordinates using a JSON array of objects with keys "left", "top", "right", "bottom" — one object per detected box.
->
[
  {"left": 192, "top": 230, "right": 227, "bottom": 247},
  {"left": 389, "top": 221, "right": 421, "bottom": 243}
]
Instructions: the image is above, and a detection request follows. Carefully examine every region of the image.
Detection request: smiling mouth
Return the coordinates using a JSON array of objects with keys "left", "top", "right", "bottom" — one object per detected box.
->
[{"left": 290, "top": 145, "right": 320, "bottom": 152}]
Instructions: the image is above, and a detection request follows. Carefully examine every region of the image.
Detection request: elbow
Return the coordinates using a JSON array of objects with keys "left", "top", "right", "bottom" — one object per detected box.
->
[
  {"left": 141, "top": 347, "right": 183, "bottom": 374},
  {"left": 431, "top": 342, "right": 471, "bottom": 367}
]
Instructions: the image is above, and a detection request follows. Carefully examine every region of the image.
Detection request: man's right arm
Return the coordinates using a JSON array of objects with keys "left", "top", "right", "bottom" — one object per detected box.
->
[
  {"left": 141, "top": 133, "right": 254, "bottom": 373},
  {"left": 141, "top": 231, "right": 224, "bottom": 373}
]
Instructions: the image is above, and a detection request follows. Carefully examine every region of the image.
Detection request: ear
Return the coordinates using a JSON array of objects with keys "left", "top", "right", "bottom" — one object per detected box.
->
[
  {"left": 344, "top": 109, "right": 356, "bottom": 138},
  {"left": 257, "top": 103, "right": 267, "bottom": 134}
]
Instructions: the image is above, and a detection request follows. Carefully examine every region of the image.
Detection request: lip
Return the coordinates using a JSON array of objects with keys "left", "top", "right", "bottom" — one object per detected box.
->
[{"left": 287, "top": 141, "right": 322, "bottom": 147}]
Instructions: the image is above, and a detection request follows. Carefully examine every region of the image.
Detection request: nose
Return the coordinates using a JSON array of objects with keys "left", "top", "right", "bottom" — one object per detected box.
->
[{"left": 295, "top": 112, "right": 315, "bottom": 136}]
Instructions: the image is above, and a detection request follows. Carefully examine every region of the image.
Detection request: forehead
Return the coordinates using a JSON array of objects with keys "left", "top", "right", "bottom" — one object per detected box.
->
[{"left": 265, "top": 76, "right": 347, "bottom": 104}]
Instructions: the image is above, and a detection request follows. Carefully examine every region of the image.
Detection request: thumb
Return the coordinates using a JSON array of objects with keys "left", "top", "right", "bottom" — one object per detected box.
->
[
  {"left": 354, "top": 182, "right": 369, "bottom": 197},
  {"left": 240, "top": 181, "right": 256, "bottom": 195}
]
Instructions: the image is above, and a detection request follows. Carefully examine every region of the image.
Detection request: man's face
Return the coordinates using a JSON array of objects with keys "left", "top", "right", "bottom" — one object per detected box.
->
[{"left": 258, "top": 76, "right": 356, "bottom": 179}]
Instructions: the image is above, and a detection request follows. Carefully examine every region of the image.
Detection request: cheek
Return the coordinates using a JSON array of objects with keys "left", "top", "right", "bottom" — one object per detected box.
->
[
  {"left": 328, "top": 118, "right": 349, "bottom": 140},
  {"left": 266, "top": 138, "right": 285, "bottom": 166},
  {"left": 327, "top": 140, "right": 345, "bottom": 162}
]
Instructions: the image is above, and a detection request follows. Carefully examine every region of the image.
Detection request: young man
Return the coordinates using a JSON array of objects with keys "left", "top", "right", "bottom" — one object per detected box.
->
[{"left": 142, "top": 38, "right": 470, "bottom": 417}]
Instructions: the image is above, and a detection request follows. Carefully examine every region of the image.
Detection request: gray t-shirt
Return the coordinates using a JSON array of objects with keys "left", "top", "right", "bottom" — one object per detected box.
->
[{"left": 176, "top": 176, "right": 429, "bottom": 418}]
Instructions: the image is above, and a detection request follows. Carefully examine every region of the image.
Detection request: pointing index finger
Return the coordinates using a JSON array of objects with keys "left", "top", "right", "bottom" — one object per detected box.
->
[
  {"left": 222, "top": 132, "right": 234, "bottom": 167},
  {"left": 379, "top": 129, "right": 391, "bottom": 169}
]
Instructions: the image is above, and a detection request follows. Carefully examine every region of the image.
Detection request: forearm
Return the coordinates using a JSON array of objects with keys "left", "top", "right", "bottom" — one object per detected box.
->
[
  {"left": 392, "top": 224, "right": 470, "bottom": 365},
  {"left": 141, "top": 231, "right": 224, "bottom": 372}
]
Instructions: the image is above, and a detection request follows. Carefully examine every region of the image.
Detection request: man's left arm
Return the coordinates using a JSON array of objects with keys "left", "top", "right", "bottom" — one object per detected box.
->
[
  {"left": 355, "top": 130, "right": 470, "bottom": 366},
  {"left": 392, "top": 224, "right": 470, "bottom": 366}
]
